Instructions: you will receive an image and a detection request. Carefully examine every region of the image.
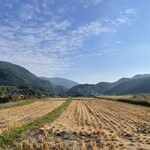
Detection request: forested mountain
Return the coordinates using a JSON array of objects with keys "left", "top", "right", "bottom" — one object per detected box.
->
[
  {"left": 1, "top": 61, "right": 150, "bottom": 96},
  {"left": 105, "top": 77, "right": 150, "bottom": 95},
  {"left": 41, "top": 77, "right": 79, "bottom": 89},
  {"left": 67, "top": 74, "right": 150, "bottom": 95},
  {"left": 0, "top": 61, "right": 67, "bottom": 94}
]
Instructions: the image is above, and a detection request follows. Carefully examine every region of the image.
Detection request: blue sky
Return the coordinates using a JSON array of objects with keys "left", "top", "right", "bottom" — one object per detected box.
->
[{"left": 0, "top": 0, "right": 150, "bottom": 83}]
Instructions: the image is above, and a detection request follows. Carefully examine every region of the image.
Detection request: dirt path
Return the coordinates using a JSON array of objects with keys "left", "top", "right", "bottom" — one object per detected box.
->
[
  {"left": 21, "top": 98, "right": 150, "bottom": 150},
  {"left": 0, "top": 99, "right": 65, "bottom": 133}
]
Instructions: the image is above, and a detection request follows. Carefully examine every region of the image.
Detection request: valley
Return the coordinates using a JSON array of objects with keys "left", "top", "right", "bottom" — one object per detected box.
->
[{"left": 1, "top": 1, "right": 150, "bottom": 149}]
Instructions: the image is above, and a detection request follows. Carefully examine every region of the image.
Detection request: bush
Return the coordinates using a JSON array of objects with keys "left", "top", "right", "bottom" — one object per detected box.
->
[{"left": 0, "top": 97, "right": 9, "bottom": 103}]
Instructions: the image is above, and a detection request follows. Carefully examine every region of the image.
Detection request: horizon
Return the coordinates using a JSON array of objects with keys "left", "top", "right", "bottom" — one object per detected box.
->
[
  {"left": 2, "top": 60, "right": 150, "bottom": 84},
  {"left": 45, "top": 73, "right": 150, "bottom": 84},
  {"left": 0, "top": 0, "right": 150, "bottom": 83}
]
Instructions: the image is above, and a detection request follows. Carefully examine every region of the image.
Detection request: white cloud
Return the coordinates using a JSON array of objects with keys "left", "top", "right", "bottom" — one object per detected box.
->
[
  {"left": 125, "top": 8, "right": 138, "bottom": 16},
  {"left": 18, "top": 3, "right": 37, "bottom": 21},
  {"left": 111, "top": 8, "right": 138, "bottom": 26},
  {"left": 0, "top": 18, "right": 113, "bottom": 76},
  {"left": 116, "top": 41, "right": 123, "bottom": 45},
  {"left": 80, "top": 0, "right": 103, "bottom": 8},
  {"left": 117, "top": 17, "right": 128, "bottom": 23},
  {"left": 0, "top": 2, "right": 138, "bottom": 77},
  {"left": 95, "top": 48, "right": 118, "bottom": 56},
  {"left": 73, "top": 21, "right": 114, "bottom": 36}
]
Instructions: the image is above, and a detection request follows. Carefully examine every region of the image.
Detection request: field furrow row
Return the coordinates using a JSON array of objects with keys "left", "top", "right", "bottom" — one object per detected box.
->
[
  {"left": 0, "top": 99, "right": 65, "bottom": 133},
  {"left": 20, "top": 98, "right": 150, "bottom": 150}
]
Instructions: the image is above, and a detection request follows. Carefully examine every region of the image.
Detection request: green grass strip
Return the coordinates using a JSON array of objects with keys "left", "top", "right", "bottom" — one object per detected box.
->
[
  {"left": 0, "top": 99, "right": 72, "bottom": 149},
  {"left": 0, "top": 99, "right": 38, "bottom": 110},
  {"left": 116, "top": 99, "right": 150, "bottom": 107},
  {"left": 96, "top": 96, "right": 150, "bottom": 107}
]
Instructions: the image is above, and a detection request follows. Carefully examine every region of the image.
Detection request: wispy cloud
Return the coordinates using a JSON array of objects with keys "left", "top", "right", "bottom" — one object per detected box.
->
[
  {"left": 0, "top": 18, "right": 113, "bottom": 76},
  {"left": 0, "top": 1, "right": 138, "bottom": 77},
  {"left": 80, "top": 0, "right": 103, "bottom": 8},
  {"left": 110, "top": 8, "right": 138, "bottom": 26},
  {"left": 94, "top": 0, "right": 103, "bottom": 5},
  {"left": 96, "top": 48, "right": 119, "bottom": 56},
  {"left": 125, "top": 8, "right": 138, "bottom": 16}
]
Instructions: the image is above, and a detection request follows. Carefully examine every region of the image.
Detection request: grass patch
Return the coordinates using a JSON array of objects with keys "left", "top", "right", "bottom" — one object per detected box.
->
[
  {"left": 116, "top": 99, "right": 150, "bottom": 107},
  {"left": 0, "top": 99, "right": 38, "bottom": 110},
  {"left": 96, "top": 96, "right": 150, "bottom": 107},
  {"left": 0, "top": 99, "right": 72, "bottom": 149}
]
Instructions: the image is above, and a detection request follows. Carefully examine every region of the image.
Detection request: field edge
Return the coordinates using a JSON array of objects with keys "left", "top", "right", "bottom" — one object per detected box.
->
[
  {"left": 0, "top": 99, "right": 38, "bottom": 110},
  {"left": 96, "top": 96, "right": 150, "bottom": 107}
]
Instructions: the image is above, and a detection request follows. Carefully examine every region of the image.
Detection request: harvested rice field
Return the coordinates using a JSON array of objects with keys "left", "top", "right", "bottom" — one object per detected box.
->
[
  {"left": 20, "top": 98, "right": 150, "bottom": 150},
  {"left": 0, "top": 98, "right": 65, "bottom": 134}
]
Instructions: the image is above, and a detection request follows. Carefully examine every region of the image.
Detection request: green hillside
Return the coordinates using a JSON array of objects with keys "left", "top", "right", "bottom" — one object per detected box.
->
[{"left": 0, "top": 61, "right": 67, "bottom": 95}]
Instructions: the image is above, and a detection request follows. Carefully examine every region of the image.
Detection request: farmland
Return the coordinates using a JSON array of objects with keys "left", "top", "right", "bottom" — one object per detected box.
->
[
  {"left": 97, "top": 95, "right": 150, "bottom": 107},
  {"left": 19, "top": 98, "right": 150, "bottom": 150},
  {"left": 0, "top": 98, "right": 65, "bottom": 134}
]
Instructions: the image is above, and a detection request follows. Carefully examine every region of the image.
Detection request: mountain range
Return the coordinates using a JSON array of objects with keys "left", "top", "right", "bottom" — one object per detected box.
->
[
  {"left": 105, "top": 76, "right": 150, "bottom": 95},
  {"left": 0, "top": 61, "right": 67, "bottom": 95},
  {"left": 1, "top": 61, "right": 150, "bottom": 96},
  {"left": 41, "top": 77, "right": 79, "bottom": 89},
  {"left": 67, "top": 74, "right": 150, "bottom": 96}
]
